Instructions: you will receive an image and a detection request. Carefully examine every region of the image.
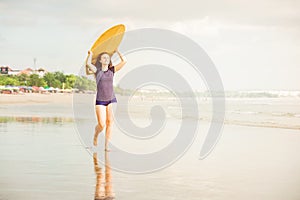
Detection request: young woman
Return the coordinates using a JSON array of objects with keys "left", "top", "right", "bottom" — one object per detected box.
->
[{"left": 86, "top": 49, "right": 127, "bottom": 151}]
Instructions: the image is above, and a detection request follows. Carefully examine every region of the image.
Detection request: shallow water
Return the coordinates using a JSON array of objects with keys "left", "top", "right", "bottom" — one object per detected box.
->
[{"left": 1, "top": 96, "right": 300, "bottom": 199}]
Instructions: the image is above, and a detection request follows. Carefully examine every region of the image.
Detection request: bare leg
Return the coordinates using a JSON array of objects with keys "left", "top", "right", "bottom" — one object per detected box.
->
[
  {"left": 94, "top": 105, "right": 106, "bottom": 146},
  {"left": 105, "top": 103, "right": 113, "bottom": 151}
]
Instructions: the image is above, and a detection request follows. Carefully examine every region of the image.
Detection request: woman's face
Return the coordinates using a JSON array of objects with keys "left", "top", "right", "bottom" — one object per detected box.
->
[{"left": 100, "top": 53, "right": 110, "bottom": 65}]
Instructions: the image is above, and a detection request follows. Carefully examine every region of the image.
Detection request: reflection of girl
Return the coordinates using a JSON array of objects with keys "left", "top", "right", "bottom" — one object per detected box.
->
[{"left": 86, "top": 49, "right": 127, "bottom": 151}]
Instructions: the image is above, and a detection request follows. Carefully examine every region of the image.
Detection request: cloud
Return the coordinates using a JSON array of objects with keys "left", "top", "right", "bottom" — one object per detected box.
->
[
  {"left": 0, "top": 0, "right": 299, "bottom": 90},
  {"left": 1, "top": 0, "right": 300, "bottom": 28}
]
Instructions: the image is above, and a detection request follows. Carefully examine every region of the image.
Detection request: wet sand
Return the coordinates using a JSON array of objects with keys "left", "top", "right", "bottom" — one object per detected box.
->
[
  {"left": 0, "top": 93, "right": 73, "bottom": 105},
  {"left": 0, "top": 93, "right": 300, "bottom": 199}
]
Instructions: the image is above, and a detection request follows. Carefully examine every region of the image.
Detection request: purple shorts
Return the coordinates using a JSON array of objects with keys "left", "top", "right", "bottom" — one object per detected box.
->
[{"left": 95, "top": 97, "right": 117, "bottom": 106}]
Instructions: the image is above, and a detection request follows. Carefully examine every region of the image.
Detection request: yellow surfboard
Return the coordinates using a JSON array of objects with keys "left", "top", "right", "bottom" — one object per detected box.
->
[{"left": 86, "top": 24, "right": 126, "bottom": 75}]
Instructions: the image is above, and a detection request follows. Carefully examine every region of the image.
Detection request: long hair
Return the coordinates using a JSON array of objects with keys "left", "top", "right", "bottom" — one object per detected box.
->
[{"left": 95, "top": 52, "right": 113, "bottom": 71}]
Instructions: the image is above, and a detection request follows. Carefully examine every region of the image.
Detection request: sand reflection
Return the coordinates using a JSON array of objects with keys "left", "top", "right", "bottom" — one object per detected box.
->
[{"left": 93, "top": 151, "right": 115, "bottom": 200}]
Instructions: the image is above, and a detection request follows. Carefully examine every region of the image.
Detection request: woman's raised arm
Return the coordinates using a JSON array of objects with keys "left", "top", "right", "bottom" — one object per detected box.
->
[
  {"left": 114, "top": 49, "right": 127, "bottom": 73},
  {"left": 86, "top": 51, "right": 97, "bottom": 74}
]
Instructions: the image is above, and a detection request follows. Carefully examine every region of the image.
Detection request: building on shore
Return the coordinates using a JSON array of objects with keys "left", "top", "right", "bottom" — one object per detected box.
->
[
  {"left": 0, "top": 66, "right": 11, "bottom": 74},
  {"left": 0, "top": 66, "right": 47, "bottom": 77}
]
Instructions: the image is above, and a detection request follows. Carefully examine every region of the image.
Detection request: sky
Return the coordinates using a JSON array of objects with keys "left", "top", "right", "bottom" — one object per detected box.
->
[{"left": 0, "top": 0, "right": 300, "bottom": 90}]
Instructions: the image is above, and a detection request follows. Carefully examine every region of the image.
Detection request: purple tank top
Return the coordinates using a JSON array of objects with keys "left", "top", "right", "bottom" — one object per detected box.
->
[{"left": 95, "top": 66, "right": 116, "bottom": 101}]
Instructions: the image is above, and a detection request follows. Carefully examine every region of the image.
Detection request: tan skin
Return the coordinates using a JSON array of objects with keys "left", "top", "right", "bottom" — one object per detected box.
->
[{"left": 86, "top": 49, "right": 127, "bottom": 151}]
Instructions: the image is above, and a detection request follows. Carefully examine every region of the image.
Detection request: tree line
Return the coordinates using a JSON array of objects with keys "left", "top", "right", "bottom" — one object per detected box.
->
[{"left": 0, "top": 72, "right": 96, "bottom": 91}]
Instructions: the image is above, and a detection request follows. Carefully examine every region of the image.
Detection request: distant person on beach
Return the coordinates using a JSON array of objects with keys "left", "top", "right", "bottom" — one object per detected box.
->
[{"left": 86, "top": 49, "right": 127, "bottom": 151}]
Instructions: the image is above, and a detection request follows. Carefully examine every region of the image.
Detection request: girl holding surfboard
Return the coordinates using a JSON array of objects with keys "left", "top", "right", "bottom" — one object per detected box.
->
[{"left": 86, "top": 49, "right": 127, "bottom": 151}]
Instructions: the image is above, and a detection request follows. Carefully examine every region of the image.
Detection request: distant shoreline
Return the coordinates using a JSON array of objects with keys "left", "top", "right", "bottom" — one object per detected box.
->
[{"left": 1, "top": 92, "right": 300, "bottom": 105}]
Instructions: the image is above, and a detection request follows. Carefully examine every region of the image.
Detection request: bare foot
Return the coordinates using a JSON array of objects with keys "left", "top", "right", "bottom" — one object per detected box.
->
[
  {"left": 105, "top": 193, "right": 116, "bottom": 200},
  {"left": 94, "top": 125, "right": 103, "bottom": 146},
  {"left": 94, "top": 195, "right": 106, "bottom": 200}
]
